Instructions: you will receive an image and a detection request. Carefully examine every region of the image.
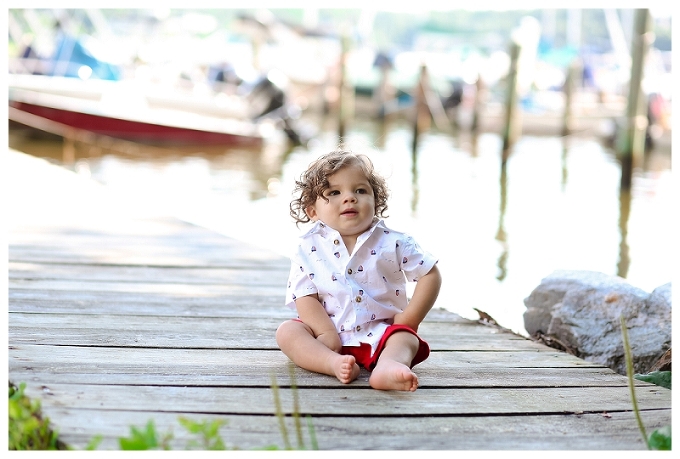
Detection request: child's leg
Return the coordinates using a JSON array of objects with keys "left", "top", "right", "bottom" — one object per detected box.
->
[
  {"left": 369, "top": 331, "right": 420, "bottom": 391},
  {"left": 275, "top": 320, "right": 360, "bottom": 384}
]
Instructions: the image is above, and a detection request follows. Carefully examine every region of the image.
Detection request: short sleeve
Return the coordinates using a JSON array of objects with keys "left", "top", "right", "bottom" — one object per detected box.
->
[
  {"left": 398, "top": 235, "right": 438, "bottom": 282},
  {"left": 284, "top": 251, "right": 318, "bottom": 310}
]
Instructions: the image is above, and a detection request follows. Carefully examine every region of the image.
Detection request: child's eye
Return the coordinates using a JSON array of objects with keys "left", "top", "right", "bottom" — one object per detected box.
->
[
  {"left": 356, "top": 188, "right": 367, "bottom": 194},
  {"left": 326, "top": 190, "right": 340, "bottom": 196}
]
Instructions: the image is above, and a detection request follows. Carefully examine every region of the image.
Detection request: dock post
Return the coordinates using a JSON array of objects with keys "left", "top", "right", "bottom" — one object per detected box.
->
[
  {"left": 374, "top": 57, "right": 393, "bottom": 120},
  {"left": 376, "top": 66, "right": 388, "bottom": 120},
  {"left": 501, "top": 41, "right": 521, "bottom": 164},
  {"left": 471, "top": 73, "right": 485, "bottom": 134},
  {"left": 619, "top": 8, "right": 652, "bottom": 191},
  {"left": 561, "top": 60, "right": 578, "bottom": 137},
  {"left": 411, "top": 64, "right": 432, "bottom": 153},
  {"left": 337, "top": 30, "right": 354, "bottom": 140},
  {"left": 62, "top": 131, "right": 76, "bottom": 164}
]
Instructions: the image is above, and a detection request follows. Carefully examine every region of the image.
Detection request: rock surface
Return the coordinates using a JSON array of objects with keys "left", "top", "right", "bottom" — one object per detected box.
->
[{"left": 523, "top": 270, "right": 671, "bottom": 375}]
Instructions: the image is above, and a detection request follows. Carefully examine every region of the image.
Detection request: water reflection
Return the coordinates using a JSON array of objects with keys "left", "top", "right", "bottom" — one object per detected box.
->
[
  {"left": 410, "top": 147, "right": 419, "bottom": 216},
  {"left": 495, "top": 164, "right": 509, "bottom": 281},
  {"left": 617, "top": 188, "right": 631, "bottom": 278},
  {"left": 560, "top": 138, "right": 569, "bottom": 191},
  {"left": 9, "top": 125, "right": 293, "bottom": 202}
]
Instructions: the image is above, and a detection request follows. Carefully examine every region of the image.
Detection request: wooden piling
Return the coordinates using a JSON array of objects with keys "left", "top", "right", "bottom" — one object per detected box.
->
[
  {"left": 471, "top": 74, "right": 486, "bottom": 134},
  {"left": 411, "top": 63, "right": 453, "bottom": 151},
  {"left": 411, "top": 64, "right": 427, "bottom": 152},
  {"left": 337, "top": 30, "right": 354, "bottom": 140},
  {"left": 374, "top": 60, "right": 392, "bottom": 120},
  {"left": 416, "top": 64, "right": 433, "bottom": 132},
  {"left": 561, "top": 60, "right": 578, "bottom": 137},
  {"left": 501, "top": 41, "right": 521, "bottom": 163},
  {"left": 619, "top": 9, "right": 652, "bottom": 190},
  {"left": 62, "top": 130, "right": 76, "bottom": 164}
]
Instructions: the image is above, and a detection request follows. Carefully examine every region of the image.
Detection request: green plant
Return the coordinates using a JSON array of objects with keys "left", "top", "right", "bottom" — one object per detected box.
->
[
  {"left": 8, "top": 381, "right": 66, "bottom": 450},
  {"left": 118, "top": 419, "right": 174, "bottom": 450},
  {"left": 634, "top": 371, "right": 671, "bottom": 390},
  {"left": 620, "top": 316, "right": 671, "bottom": 450},
  {"left": 268, "top": 364, "right": 318, "bottom": 450},
  {"left": 178, "top": 417, "right": 228, "bottom": 450}
]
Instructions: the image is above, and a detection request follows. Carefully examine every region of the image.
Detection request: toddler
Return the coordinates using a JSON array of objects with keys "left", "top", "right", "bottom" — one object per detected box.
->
[{"left": 276, "top": 150, "right": 441, "bottom": 391}]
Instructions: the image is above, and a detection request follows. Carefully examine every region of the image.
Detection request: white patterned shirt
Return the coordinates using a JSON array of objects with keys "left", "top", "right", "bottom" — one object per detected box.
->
[{"left": 285, "top": 218, "right": 438, "bottom": 355}]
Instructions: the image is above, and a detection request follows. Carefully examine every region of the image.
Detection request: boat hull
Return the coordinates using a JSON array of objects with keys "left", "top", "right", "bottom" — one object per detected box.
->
[{"left": 10, "top": 100, "right": 263, "bottom": 147}]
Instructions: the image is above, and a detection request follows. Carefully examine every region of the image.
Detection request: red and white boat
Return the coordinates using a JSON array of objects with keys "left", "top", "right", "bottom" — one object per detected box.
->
[{"left": 7, "top": 72, "right": 286, "bottom": 147}]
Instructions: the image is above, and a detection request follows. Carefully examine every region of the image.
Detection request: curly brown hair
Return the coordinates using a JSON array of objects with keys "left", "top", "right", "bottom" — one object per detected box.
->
[{"left": 290, "top": 150, "right": 389, "bottom": 225}]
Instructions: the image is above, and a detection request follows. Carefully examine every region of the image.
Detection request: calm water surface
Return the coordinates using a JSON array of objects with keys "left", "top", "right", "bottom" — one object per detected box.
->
[{"left": 9, "top": 118, "right": 673, "bottom": 335}]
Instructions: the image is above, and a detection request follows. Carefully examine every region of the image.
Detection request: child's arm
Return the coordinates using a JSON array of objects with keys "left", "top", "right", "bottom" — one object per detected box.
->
[
  {"left": 393, "top": 264, "right": 442, "bottom": 332},
  {"left": 295, "top": 294, "right": 342, "bottom": 352}
]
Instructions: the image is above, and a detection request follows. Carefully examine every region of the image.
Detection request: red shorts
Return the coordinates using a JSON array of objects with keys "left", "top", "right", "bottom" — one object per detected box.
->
[{"left": 293, "top": 320, "right": 430, "bottom": 371}]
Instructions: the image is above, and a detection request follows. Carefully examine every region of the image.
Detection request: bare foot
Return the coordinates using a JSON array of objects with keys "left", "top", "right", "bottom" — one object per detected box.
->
[
  {"left": 330, "top": 354, "right": 360, "bottom": 384},
  {"left": 369, "top": 359, "right": 419, "bottom": 391}
]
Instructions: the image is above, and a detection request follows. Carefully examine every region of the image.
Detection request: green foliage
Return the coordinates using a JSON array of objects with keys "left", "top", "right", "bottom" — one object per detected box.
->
[
  {"left": 8, "top": 382, "right": 66, "bottom": 450},
  {"left": 118, "top": 420, "right": 173, "bottom": 450},
  {"left": 635, "top": 371, "right": 671, "bottom": 390},
  {"left": 84, "top": 435, "right": 104, "bottom": 450},
  {"left": 266, "top": 364, "right": 318, "bottom": 450},
  {"left": 648, "top": 426, "right": 672, "bottom": 450},
  {"left": 178, "top": 417, "right": 228, "bottom": 450},
  {"left": 620, "top": 317, "right": 671, "bottom": 450},
  {"left": 117, "top": 418, "right": 232, "bottom": 450}
]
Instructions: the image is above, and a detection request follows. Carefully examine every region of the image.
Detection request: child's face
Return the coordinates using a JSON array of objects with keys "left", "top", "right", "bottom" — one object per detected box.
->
[{"left": 306, "top": 165, "right": 376, "bottom": 239}]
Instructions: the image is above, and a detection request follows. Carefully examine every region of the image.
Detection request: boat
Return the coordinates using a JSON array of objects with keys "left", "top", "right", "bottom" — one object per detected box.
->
[{"left": 9, "top": 72, "right": 307, "bottom": 147}]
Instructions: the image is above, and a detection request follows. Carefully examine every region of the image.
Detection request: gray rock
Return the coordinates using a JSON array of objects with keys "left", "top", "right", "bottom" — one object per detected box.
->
[{"left": 523, "top": 270, "right": 671, "bottom": 375}]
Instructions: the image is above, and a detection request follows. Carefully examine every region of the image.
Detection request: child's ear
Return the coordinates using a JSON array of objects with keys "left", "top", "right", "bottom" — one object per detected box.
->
[{"left": 305, "top": 205, "right": 318, "bottom": 220}]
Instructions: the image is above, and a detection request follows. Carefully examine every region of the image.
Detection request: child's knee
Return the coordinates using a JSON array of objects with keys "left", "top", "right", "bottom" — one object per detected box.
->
[
  {"left": 275, "top": 319, "right": 310, "bottom": 343},
  {"left": 275, "top": 320, "right": 294, "bottom": 344}
]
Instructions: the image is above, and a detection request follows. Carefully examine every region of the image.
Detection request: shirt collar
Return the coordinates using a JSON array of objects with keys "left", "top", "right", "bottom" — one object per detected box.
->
[{"left": 301, "top": 218, "right": 385, "bottom": 240}]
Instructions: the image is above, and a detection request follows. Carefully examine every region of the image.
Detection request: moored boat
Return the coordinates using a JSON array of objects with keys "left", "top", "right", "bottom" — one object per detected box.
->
[{"left": 8, "top": 74, "right": 308, "bottom": 146}]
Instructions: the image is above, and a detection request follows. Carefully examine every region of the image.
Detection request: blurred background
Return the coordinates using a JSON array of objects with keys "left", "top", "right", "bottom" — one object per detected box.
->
[{"left": 7, "top": 6, "right": 673, "bottom": 335}]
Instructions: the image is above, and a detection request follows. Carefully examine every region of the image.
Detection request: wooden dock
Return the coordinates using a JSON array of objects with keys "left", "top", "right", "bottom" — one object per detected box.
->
[{"left": 6, "top": 149, "right": 671, "bottom": 450}]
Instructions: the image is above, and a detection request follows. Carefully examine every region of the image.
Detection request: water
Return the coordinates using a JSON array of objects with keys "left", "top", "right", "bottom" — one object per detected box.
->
[{"left": 9, "top": 118, "right": 673, "bottom": 335}]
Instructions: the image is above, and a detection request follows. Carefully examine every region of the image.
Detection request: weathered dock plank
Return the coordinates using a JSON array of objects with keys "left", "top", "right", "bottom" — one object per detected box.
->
[
  {"left": 42, "top": 409, "right": 673, "bottom": 450},
  {"left": 10, "top": 345, "right": 620, "bottom": 387},
  {"left": 20, "top": 383, "right": 670, "bottom": 416},
  {"left": 8, "top": 261, "right": 288, "bottom": 286},
  {"left": 7, "top": 149, "right": 671, "bottom": 451},
  {"left": 8, "top": 289, "right": 290, "bottom": 317},
  {"left": 9, "top": 313, "right": 551, "bottom": 351}
]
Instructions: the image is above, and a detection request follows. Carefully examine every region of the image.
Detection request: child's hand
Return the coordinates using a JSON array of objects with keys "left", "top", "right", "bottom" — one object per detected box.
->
[{"left": 316, "top": 330, "right": 342, "bottom": 353}]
